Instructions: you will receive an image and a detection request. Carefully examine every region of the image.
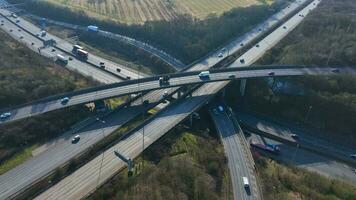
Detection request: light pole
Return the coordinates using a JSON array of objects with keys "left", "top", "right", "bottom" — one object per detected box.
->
[
  {"left": 96, "top": 117, "right": 105, "bottom": 189},
  {"left": 304, "top": 105, "right": 313, "bottom": 122}
]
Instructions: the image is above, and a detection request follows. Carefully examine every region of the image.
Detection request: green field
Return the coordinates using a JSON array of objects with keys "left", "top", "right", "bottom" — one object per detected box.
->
[{"left": 43, "top": 0, "right": 270, "bottom": 23}]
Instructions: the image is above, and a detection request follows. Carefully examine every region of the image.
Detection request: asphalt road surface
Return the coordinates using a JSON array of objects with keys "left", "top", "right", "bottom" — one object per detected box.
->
[
  {"left": 237, "top": 111, "right": 356, "bottom": 165},
  {"left": 2, "top": 66, "right": 352, "bottom": 124},
  {"left": 246, "top": 133, "right": 356, "bottom": 184},
  {"left": 210, "top": 103, "right": 259, "bottom": 200},
  {"left": 0, "top": 0, "right": 317, "bottom": 199},
  {"left": 0, "top": 2, "right": 146, "bottom": 81},
  {"left": 35, "top": 0, "right": 324, "bottom": 199}
]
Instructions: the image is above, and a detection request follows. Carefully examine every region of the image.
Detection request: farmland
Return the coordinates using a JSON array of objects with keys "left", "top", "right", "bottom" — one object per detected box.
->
[{"left": 42, "top": 0, "right": 269, "bottom": 24}]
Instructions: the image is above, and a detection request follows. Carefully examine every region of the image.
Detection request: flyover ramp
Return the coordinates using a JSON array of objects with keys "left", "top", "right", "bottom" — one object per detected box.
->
[
  {"left": 209, "top": 103, "right": 260, "bottom": 200},
  {"left": 1, "top": 0, "right": 319, "bottom": 199},
  {"left": 1, "top": 66, "right": 353, "bottom": 124}
]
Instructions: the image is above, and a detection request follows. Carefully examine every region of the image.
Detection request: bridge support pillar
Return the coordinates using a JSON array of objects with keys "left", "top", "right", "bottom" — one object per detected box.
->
[
  {"left": 178, "top": 91, "right": 182, "bottom": 98},
  {"left": 240, "top": 79, "right": 247, "bottom": 96},
  {"left": 221, "top": 88, "right": 226, "bottom": 98},
  {"left": 189, "top": 114, "right": 193, "bottom": 127}
]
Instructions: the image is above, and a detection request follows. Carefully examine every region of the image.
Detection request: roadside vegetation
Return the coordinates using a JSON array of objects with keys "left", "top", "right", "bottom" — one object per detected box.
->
[
  {"left": 88, "top": 111, "right": 232, "bottom": 200},
  {"left": 256, "top": 156, "right": 356, "bottom": 200},
  {"left": 24, "top": 0, "right": 287, "bottom": 63},
  {"left": 0, "top": 29, "right": 94, "bottom": 172},
  {"left": 41, "top": 0, "right": 268, "bottom": 24},
  {"left": 240, "top": 0, "right": 356, "bottom": 143}
]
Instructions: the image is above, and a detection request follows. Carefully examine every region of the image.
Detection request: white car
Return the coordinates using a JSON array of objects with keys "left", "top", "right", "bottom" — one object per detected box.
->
[
  {"left": 0, "top": 112, "right": 11, "bottom": 120},
  {"left": 218, "top": 106, "right": 224, "bottom": 112},
  {"left": 60, "top": 97, "right": 70, "bottom": 105},
  {"left": 72, "top": 135, "right": 80, "bottom": 143},
  {"left": 218, "top": 53, "right": 223, "bottom": 58},
  {"left": 163, "top": 91, "right": 168, "bottom": 97}
]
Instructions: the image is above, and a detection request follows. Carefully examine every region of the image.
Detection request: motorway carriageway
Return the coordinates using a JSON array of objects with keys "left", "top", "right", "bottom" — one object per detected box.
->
[
  {"left": 0, "top": 0, "right": 315, "bottom": 199},
  {"left": 0, "top": 0, "right": 313, "bottom": 124},
  {"left": 0, "top": 3, "right": 146, "bottom": 81},
  {"left": 210, "top": 103, "right": 259, "bottom": 200},
  {"left": 35, "top": 1, "right": 326, "bottom": 199},
  {"left": 1, "top": 66, "right": 354, "bottom": 124}
]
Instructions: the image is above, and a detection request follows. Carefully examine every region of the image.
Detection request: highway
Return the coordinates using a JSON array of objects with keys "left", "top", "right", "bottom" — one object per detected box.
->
[
  {"left": 1, "top": 66, "right": 352, "bottom": 124},
  {"left": 0, "top": 0, "right": 319, "bottom": 199},
  {"left": 0, "top": 1, "right": 147, "bottom": 81},
  {"left": 6, "top": 6, "right": 186, "bottom": 69},
  {"left": 237, "top": 111, "right": 356, "bottom": 165},
  {"left": 35, "top": 0, "right": 325, "bottom": 199},
  {"left": 209, "top": 103, "right": 259, "bottom": 200},
  {"left": 246, "top": 133, "right": 356, "bottom": 184}
]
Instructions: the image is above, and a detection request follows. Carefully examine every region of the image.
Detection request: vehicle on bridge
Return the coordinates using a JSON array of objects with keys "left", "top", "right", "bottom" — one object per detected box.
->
[
  {"left": 198, "top": 71, "right": 210, "bottom": 79},
  {"left": 60, "top": 97, "right": 70, "bottom": 105},
  {"left": 0, "top": 112, "right": 11, "bottom": 120},
  {"left": 72, "top": 135, "right": 80, "bottom": 144},
  {"left": 159, "top": 76, "right": 170, "bottom": 86},
  {"left": 40, "top": 31, "right": 46, "bottom": 37}
]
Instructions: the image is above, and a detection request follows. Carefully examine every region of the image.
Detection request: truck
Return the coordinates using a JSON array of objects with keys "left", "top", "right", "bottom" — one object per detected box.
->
[
  {"left": 243, "top": 177, "right": 249, "bottom": 188},
  {"left": 56, "top": 54, "right": 68, "bottom": 64},
  {"left": 159, "top": 75, "right": 170, "bottom": 86},
  {"left": 87, "top": 25, "right": 99, "bottom": 33},
  {"left": 72, "top": 45, "right": 83, "bottom": 53},
  {"left": 76, "top": 49, "right": 88, "bottom": 59},
  {"left": 250, "top": 140, "right": 280, "bottom": 154},
  {"left": 198, "top": 71, "right": 210, "bottom": 79}
]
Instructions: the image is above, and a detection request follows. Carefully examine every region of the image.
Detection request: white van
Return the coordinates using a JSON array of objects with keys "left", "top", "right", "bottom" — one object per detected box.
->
[
  {"left": 198, "top": 71, "right": 210, "bottom": 78},
  {"left": 243, "top": 177, "right": 249, "bottom": 188}
]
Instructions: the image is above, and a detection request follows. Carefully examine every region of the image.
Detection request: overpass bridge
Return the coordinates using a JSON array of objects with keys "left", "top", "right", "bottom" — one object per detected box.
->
[{"left": 1, "top": 66, "right": 353, "bottom": 124}]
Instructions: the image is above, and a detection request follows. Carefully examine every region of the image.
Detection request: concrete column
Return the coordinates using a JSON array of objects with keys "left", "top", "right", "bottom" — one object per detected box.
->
[
  {"left": 178, "top": 91, "right": 182, "bottom": 98},
  {"left": 240, "top": 79, "right": 247, "bottom": 96},
  {"left": 189, "top": 114, "right": 193, "bottom": 127}
]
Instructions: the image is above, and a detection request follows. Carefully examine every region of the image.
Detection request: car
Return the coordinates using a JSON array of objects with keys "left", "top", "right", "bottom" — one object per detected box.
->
[
  {"left": 240, "top": 59, "right": 245, "bottom": 64},
  {"left": 218, "top": 106, "right": 224, "bottom": 112},
  {"left": 15, "top": 20, "right": 20, "bottom": 23},
  {"left": 72, "top": 135, "right": 80, "bottom": 143},
  {"left": 290, "top": 134, "right": 299, "bottom": 139},
  {"left": 240, "top": 43, "right": 244, "bottom": 47},
  {"left": 18, "top": 29, "right": 21, "bottom": 32},
  {"left": 229, "top": 74, "right": 236, "bottom": 79},
  {"left": 19, "top": 36, "right": 23, "bottom": 39},
  {"left": 116, "top": 68, "right": 121, "bottom": 72},
  {"left": 256, "top": 44, "right": 260, "bottom": 48},
  {"left": 126, "top": 76, "right": 131, "bottom": 80},
  {"left": 35, "top": 33, "right": 39, "bottom": 37},
  {"left": 283, "top": 26, "right": 287, "bottom": 29},
  {"left": 60, "top": 97, "right": 70, "bottom": 105},
  {"left": 162, "top": 91, "right": 168, "bottom": 97},
  {"left": 99, "top": 62, "right": 105, "bottom": 67},
  {"left": 218, "top": 53, "right": 223, "bottom": 58},
  {"left": 0, "top": 112, "right": 11, "bottom": 120},
  {"left": 0, "top": 23, "right": 3, "bottom": 26},
  {"left": 31, "top": 42, "right": 34, "bottom": 45},
  {"left": 9, "top": 29, "right": 12, "bottom": 32},
  {"left": 332, "top": 68, "right": 340, "bottom": 73},
  {"left": 68, "top": 57, "right": 73, "bottom": 61},
  {"left": 1, "top": 20, "right": 3, "bottom": 23},
  {"left": 222, "top": 48, "right": 226, "bottom": 52},
  {"left": 268, "top": 71, "right": 275, "bottom": 76},
  {"left": 258, "top": 28, "right": 262, "bottom": 31},
  {"left": 350, "top": 154, "right": 356, "bottom": 159}
]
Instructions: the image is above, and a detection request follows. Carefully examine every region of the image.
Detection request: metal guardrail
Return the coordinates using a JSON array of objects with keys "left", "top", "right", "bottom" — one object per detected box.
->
[{"left": 224, "top": 104, "right": 263, "bottom": 200}]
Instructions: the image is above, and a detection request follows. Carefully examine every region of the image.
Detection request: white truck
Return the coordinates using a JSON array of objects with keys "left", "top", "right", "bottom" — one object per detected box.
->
[
  {"left": 56, "top": 54, "right": 68, "bottom": 64},
  {"left": 243, "top": 177, "right": 249, "bottom": 188}
]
